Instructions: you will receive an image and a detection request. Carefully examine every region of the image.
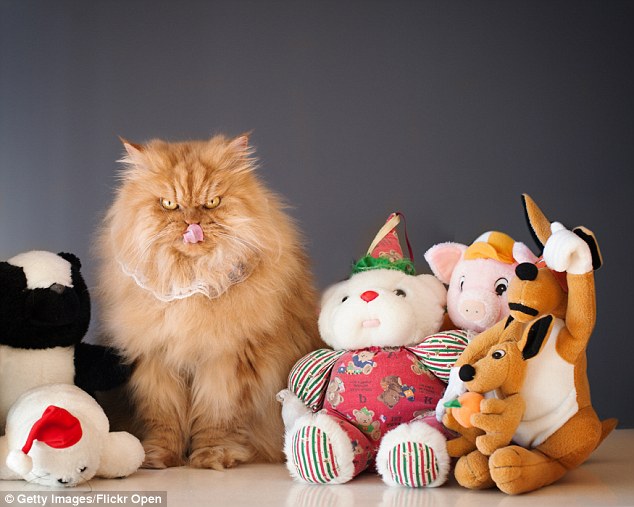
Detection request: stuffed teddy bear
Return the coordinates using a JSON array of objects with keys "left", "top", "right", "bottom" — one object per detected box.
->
[
  {"left": 0, "top": 251, "right": 130, "bottom": 429},
  {"left": 424, "top": 232, "right": 537, "bottom": 418},
  {"left": 0, "top": 383, "right": 144, "bottom": 487},
  {"left": 277, "top": 213, "right": 469, "bottom": 487},
  {"left": 441, "top": 194, "right": 618, "bottom": 495}
]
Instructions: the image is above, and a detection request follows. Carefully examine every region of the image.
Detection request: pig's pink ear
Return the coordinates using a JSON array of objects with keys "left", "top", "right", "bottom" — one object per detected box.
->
[
  {"left": 512, "top": 242, "right": 538, "bottom": 265},
  {"left": 424, "top": 243, "right": 467, "bottom": 284}
]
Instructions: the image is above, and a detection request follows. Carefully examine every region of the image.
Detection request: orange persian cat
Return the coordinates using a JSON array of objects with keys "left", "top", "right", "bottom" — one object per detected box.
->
[{"left": 96, "top": 134, "right": 321, "bottom": 469}]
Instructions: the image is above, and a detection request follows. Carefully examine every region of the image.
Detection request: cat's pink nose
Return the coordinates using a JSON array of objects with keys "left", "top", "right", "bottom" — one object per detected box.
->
[{"left": 360, "top": 290, "right": 378, "bottom": 303}]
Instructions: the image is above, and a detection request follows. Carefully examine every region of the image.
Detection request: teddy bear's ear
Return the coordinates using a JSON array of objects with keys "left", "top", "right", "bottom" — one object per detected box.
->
[
  {"left": 415, "top": 274, "right": 447, "bottom": 307},
  {"left": 57, "top": 252, "right": 82, "bottom": 269},
  {"left": 424, "top": 243, "right": 467, "bottom": 284},
  {"left": 319, "top": 284, "right": 337, "bottom": 308},
  {"left": 0, "top": 261, "right": 28, "bottom": 290}
]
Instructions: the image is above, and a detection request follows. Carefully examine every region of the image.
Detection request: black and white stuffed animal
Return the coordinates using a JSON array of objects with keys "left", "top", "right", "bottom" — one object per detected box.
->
[{"left": 0, "top": 250, "right": 130, "bottom": 429}]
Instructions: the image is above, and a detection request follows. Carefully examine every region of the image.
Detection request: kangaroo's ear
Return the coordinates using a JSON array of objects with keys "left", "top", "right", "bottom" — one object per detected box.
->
[
  {"left": 522, "top": 194, "right": 552, "bottom": 254},
  {"left": 573, "top": 226, "right": 603, "bottom": 270},
  {"left": 520, "top": 315, "right": 553, "bottom": 360}
]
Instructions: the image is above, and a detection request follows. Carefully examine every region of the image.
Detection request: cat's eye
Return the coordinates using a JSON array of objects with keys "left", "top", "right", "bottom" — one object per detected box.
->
[
  {"left": 203, "top": 196, "right": 222, "bottom": 209},
  {"left": 160, "top": 198, "right": 179, "bottom": 210}
]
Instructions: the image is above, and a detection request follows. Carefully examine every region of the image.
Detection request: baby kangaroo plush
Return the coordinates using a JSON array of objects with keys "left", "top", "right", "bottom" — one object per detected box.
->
[
  {"left": 443, "top": 194, "right": 617, "bottom": 495},
  {"left": 445, "top": 338, "right": 529, "bottom": 461}
]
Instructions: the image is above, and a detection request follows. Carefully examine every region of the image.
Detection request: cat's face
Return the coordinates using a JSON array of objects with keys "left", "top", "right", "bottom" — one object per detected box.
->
[{"left": 106, "top": 135, "right": 278, "bottom": 298}]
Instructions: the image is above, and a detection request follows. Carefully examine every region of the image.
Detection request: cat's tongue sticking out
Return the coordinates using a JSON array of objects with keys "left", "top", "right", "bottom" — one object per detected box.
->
[{"left": 183, "top": 223, "right": 204, "bottom": 244}]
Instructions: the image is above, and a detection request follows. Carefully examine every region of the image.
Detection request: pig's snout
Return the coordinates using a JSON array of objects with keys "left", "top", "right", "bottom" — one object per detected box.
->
[{"left": 459, "top": 299, "right": 486, "bottom": 322}]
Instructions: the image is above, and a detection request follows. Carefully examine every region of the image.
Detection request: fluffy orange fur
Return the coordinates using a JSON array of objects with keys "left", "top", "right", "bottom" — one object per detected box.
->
[{"left": 95, "top": 134, "right": 322, "bottom": 469}]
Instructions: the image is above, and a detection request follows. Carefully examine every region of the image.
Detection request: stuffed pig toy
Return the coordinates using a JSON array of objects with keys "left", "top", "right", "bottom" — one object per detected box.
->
[
  {"left": 0, "top": 383, "right": 144, "bottom": 487},
  {"left": 424, "top": 232, "right": 537, "bottom": 416},
  {"left": 278, "top": 213, "right": 469, "bottom": 487},
  {"left": 425, "top": 231, "right": 537, "bottom": 334}
]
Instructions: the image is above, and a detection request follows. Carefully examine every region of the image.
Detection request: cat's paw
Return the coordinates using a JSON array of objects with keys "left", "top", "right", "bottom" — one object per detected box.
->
[
  {"left": 188, "top": 445, "right": 253, "bottom": 470},
  {"left": 142, "top": 443, "right": 185, "bottom": 469}
]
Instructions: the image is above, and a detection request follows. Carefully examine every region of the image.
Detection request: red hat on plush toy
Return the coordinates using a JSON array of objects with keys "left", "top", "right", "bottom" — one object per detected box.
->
[
  {"left": 7, "top": 405, "right": 83, "bottom": 475},
  {"left": 352, "top": 212, "right": 416, "bottom": 275}
]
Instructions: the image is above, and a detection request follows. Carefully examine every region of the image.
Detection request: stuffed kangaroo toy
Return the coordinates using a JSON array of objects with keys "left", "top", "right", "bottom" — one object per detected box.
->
[
  {"left": 442, "top": 194, "right": 617, "bottom": 495},
  {"left": 445, "top": 337, "right": 529, "bottom": 460}
]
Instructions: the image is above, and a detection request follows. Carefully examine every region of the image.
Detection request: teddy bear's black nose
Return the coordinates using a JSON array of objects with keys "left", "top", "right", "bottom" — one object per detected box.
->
[
  {"left": 58, "top": 478, "right": 69, "bottom": 484},
  {"left": 459, "top": 364, "right": 476, "bottom": 382},
  {"left": 515, "top": 262, "right": 538, "bottom": 281}
]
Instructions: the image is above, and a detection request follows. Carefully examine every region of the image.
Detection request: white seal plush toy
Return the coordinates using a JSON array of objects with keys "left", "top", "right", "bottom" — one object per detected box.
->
[
  {"left": 0, "top": 384, "right": 144, "bottom": 487},
  {"left": 278, "top": 213, "right": 470, "bottom": 487}
]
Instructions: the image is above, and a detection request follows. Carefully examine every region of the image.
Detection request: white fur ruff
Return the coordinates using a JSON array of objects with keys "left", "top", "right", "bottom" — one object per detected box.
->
[{"left": 117, "top": 258, "right": 252, "bottom": 302}]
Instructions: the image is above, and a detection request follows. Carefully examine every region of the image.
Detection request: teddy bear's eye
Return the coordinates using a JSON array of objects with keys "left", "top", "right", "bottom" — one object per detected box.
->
[
  {"left": 78, "top": 466, "right": 87, "bottom": 473},
  {"left": 459, "top": 276, "right": 465, "bottom": 292},
  {"left": 394, "top": 289, "right": 406, "bottom": 297},
  {"left": 495, "top": 277, "right": 508, "bottom": 296},
  {"left": 341, "top": 296, "right": 348, "bottom": 303}
]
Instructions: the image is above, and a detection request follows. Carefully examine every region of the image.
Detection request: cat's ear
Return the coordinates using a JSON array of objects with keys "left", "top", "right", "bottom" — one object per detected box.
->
[
  {"left": 119, "top": 137, "right": 147, "bottom": 167},
  {"left": 227, "top": 133, "right": 253, "bottom": 156}
]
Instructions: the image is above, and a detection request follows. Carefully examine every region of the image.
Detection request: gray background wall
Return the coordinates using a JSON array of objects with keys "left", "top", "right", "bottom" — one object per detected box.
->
[{"left": 1, "top": 1, "right": 632, "bottom": 426}]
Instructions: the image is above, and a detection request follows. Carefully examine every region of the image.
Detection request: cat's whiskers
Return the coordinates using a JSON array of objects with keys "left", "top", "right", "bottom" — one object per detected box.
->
[
  {"left": 214, "top": 232, "right": 262, "bottom": 257},
  {"left": 24, "top": 471, "right": 49, "bottom": 486},
  {"left": 77, "top": 475, "right": 93, "bottom": 492},
  {"left": 216, "top": 219, "right": 282, "bottom": 260},
  {"left": 215, "top": 223, "right": 263, "bottom": 253},
  {"left": 132, "top": 227, "right": 174, "bottom": 267},
  {"left": 116, "top": 227, "right": 176, "bottom": 290}
]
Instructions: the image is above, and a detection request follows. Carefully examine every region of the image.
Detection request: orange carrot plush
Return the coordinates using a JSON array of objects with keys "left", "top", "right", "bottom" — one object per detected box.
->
[{"left": 444, "top": 392, "right": 484, "bottom": 429}]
